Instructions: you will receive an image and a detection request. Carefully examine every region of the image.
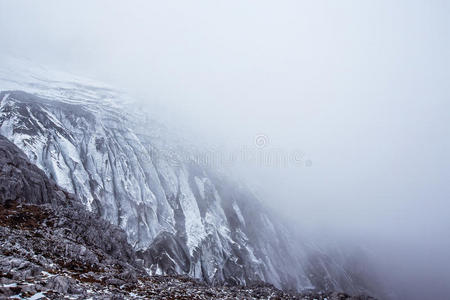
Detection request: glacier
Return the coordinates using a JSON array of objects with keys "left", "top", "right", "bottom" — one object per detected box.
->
[{"left": 0, "top": 57, "right": 384, "bottom": 296}]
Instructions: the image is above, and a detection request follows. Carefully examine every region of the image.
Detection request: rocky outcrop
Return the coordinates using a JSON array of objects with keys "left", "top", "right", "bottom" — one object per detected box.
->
[
  {"left": 0, "top": 133, "right": 70, "bottom": 207},
  {"left": 0, "top": 134, "right": 136, "bottom": 265}
]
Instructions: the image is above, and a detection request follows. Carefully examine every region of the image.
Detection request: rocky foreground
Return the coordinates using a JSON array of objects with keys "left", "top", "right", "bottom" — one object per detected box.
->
[
  {"left": 0, "top": 133, "right": 375, "bottom": 299},
  {"left": 0, "top": 201, "right": 373, "bottom": 300}
]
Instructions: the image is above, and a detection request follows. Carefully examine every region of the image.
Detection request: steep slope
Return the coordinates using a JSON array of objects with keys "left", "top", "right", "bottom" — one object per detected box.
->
[
  {"left": 0, "top": 133, "right": 145, "bottom": 298},
  {"left": 0, "top": 134, "right": 376, "bottom": 300},
  {"left": 0, "top": 58, "right": 383, "bottom": 296},
  {"left": 0, "top": 90, "right": 311, "bottom": 290}
]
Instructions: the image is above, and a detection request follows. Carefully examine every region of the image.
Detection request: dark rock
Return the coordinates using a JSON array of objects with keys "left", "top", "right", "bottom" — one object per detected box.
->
[{"left": 46, "top": 275, "right": 79, "bottom": 294}]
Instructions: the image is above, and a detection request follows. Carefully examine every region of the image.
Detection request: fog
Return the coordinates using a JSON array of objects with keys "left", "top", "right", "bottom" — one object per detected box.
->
[{"left": 1, "top": 1, "right": 449, "bottom": 298}]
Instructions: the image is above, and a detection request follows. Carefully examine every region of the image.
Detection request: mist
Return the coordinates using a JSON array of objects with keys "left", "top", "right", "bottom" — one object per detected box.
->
[{"left": 1, "top": 1, "right": 449, "bottom": 298}]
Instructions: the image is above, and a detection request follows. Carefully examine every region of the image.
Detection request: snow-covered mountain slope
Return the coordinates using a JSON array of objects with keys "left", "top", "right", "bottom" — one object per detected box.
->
[
  {"left": 1, "top": 133, "right": 378, "bottom": 300},
  {"left": 0, "top": 58, "right": 383, "bottom": 296}
]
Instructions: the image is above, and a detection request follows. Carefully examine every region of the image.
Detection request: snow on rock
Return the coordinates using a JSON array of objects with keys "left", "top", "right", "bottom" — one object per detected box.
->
[{"left": 0, "top": 58, "right": 384, "bottom": 297}]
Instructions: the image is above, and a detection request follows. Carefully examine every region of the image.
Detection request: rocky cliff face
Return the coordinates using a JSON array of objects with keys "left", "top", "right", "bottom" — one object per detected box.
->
[
  {"left": 0, "top": 90, "right": 311, "bottom": 290},
  {"left": 0, "top": 59, "right": 383, "bottom": 297},
  {"left": 0, "top": 134, "right": 376, "bottom": 299}
]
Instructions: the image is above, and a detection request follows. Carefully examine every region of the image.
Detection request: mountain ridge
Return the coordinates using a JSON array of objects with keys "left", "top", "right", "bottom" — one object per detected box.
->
[
  {"left": 0, "top": 133, "right": 376, "bottom": 299},
  {"left": 0, "top": 59, "right": 385, "bottom": 297}
]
